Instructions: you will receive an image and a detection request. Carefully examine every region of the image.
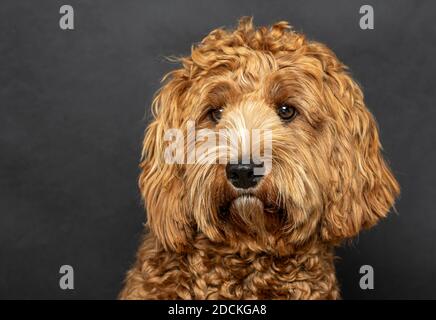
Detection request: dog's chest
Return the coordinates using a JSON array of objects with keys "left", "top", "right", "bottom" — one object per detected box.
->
[{"left": 167, "top": 246, "right": 340, "bottom": 299}]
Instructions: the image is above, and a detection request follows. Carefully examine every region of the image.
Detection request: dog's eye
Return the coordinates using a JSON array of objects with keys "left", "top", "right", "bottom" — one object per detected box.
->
[
  {"left": 277, "top": 104, "right": 297, "bottom": 122},
  {"left": 208, "top": 107, "right": 224, "bottom": 123}
]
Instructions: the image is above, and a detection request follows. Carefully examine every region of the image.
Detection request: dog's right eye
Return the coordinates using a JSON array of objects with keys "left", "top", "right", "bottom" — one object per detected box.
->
[{"left": 208, "top": 107, "right": 224, "bottom": 123}]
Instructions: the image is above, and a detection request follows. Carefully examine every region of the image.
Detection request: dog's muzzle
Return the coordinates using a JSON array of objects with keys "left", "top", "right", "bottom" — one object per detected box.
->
[{"left": 226, "top": 162, "right": 264, "bottom": 189}]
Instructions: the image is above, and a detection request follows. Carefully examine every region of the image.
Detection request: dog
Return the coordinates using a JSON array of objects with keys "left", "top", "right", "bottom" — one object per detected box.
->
[{"left": 119, "top": 17, "right": 399, "bottom": 299}]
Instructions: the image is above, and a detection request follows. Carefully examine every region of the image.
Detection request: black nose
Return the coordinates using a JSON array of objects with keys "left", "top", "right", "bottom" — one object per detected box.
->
[{"left": 226, "top": 163, "right": 263, "bottom": 189}]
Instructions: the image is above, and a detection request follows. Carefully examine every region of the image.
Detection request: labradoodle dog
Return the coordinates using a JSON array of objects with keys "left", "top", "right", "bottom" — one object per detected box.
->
[{"left": 120, "top": 18, "right": 399, "bottom": 300}]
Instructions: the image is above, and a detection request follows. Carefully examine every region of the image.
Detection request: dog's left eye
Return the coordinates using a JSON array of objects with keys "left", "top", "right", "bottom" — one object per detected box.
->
[
  {"left": 208, "top": 107, "right": 224, "bottom": 123},
  {"left": 277, "top": 104, "right": 297, "bottom": 122}
]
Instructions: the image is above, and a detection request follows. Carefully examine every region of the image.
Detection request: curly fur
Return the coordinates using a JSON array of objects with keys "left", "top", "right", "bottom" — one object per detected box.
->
[{"left": 119, "top": 17, "right": 399, "bottom": 300}]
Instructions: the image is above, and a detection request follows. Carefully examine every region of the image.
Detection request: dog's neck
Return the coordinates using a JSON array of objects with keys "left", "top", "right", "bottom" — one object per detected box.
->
[
  {"left": 122, "top": 232, "right": 340, "bottom": 299},
  {"left": 183, "top": 232, "right": 326, "bottom": 258}
]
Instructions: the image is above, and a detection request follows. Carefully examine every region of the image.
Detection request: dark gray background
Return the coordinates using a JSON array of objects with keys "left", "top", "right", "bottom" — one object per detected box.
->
[{"left": 1, "top": 0, "right": 435, "bottom": 299}]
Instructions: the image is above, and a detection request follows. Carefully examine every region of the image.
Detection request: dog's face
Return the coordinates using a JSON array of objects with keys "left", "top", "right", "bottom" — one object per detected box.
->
[{"left": 140, "top": 18, "right": 399, "bottom": 253}]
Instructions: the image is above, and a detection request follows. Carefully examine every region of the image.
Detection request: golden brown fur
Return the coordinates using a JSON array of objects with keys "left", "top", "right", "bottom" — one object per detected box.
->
[{"left": 119, "top": 17, "right": 399, "bottom": 300}]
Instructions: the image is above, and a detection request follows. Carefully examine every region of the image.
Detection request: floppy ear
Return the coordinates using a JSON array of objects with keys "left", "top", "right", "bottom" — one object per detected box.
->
[
  {"left": 320, "top": 67, "right": 400, "bottom": 242},
  {"left": 139, "top": 72, "right": 193, "bottom": 252}
]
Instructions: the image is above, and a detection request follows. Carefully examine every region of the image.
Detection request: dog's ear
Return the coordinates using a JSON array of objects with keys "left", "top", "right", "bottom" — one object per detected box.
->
[
  {"left": 319, "top": 55, "right": 400, "bottom": 242},
  {"left": 139, "top": 72, "right": 192, "bottom": 252}
]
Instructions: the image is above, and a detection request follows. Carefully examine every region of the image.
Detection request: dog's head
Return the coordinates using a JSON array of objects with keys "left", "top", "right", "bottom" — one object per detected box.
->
[{"left": 139, "top": 18, "right": 399, "bottom": 253}]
